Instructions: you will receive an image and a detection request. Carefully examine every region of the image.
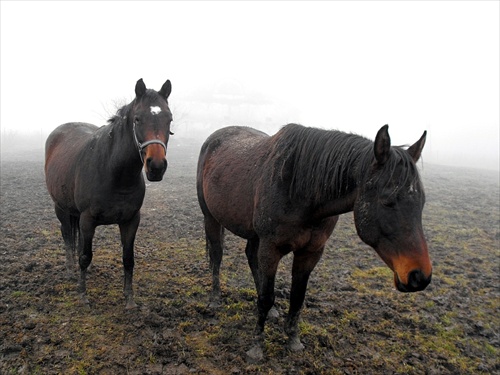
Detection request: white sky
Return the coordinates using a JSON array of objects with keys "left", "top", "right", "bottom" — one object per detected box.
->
[{"left": 1, "top": 1, "right": 499, "bottom": 170}]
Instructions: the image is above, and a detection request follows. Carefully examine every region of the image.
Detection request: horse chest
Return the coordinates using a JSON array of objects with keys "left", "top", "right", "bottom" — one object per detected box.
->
[
  {"left": 78, "top": 188, "right": 145, "bottom": 224},
  {"left": 255, "top": 194, "right": 338, "bottom": 252},
  {"left": 278, "top": 226, "right": 332, "bottom": 253},
  {"left": 262, "top": 215, "right": 337, "bottom": 254}
]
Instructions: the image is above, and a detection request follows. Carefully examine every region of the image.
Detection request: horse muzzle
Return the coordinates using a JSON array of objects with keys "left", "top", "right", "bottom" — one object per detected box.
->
[
  {"left": 145, "top": 157, "right": 167, "bottom": 181},
  {"left": 139, "top": 140, "right": 168, "bottom": 181},
  {"left": 394, "top": 269, "right": 432, "bottom": 292},
  {"left": 377, "top": 240, "right": 432, "bottom": 293}
]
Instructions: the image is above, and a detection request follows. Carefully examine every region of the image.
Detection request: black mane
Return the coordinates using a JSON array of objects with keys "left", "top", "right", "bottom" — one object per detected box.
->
[
  {"left": 273, "top": 123, "right": 421, "bottom": 203},
  {"left": 107, "top": 102, "right": 132, "bottom": 125}
]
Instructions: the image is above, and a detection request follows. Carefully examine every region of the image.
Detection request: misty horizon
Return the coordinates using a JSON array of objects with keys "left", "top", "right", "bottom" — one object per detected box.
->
[
  {"left": 1, "top": 1, "right": 499, "bottom": 172},
  {"left": 1, "top": 117, "right": 498, "bottom": 173}
]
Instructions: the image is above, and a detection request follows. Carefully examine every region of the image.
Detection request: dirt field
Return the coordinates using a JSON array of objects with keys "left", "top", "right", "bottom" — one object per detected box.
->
[{"left": 1, "top": 138, "right": 499, "bottom": 374}]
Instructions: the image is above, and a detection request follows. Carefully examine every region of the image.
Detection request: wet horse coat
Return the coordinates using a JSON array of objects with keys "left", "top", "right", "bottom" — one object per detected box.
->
[
  {"left": 197, "top": 124, "right": 431, "bottom": 360},
  {"left": 45, "top": 78, "right": 172, "bottom": 308}
]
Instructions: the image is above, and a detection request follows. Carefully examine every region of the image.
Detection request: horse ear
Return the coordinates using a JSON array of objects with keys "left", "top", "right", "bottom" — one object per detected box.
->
[
  {"left": 407, "top": 130, "right": 427, "bottom": 162},
  {"left": 374, "top": 124, "right": 391, "bottom": 165},
  {"left": 159, "top": 79, "right": 172, "bottom": 99},
  {"left": 135, "top": 78, "right": 147, "bottom": 98}
]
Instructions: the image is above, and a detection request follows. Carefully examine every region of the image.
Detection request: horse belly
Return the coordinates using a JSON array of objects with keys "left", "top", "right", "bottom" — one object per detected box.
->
[
  {"left": 202, "top": 153, "right": 259, "bottom": 239},
  {"left": 199, "top": 126, "right": 270, "bottom": 239},
  {"left": 45, "top": 123, "right": 97, "bottom": 214},
  {"left": 204, "top": 177, "right": 256, "bottom": 238},
  {"left": 45, "top": 151, "right": 81, "bottom": 214}
]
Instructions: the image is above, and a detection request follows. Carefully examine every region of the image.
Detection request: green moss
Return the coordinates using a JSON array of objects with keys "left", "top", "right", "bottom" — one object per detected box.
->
[
  {"left": 484, "top": 342, "right": 497, "bottom": 356},
  {"left": 11, "top": 291, "right": 26, "bottom": 298}
]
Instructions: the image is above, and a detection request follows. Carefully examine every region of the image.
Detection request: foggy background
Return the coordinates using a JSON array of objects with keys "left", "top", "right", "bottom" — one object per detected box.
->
[{"left": 1, "top": 1, "right": 499, "bottom": 171}]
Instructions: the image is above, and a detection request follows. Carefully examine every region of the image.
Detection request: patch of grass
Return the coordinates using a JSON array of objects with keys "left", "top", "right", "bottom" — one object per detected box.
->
[
  {"left": 484, "top": 342, "right": 497, "bottom": 356},
  {"left": 10, "top": 290, "right": 27, "bottom": 298},
  {"left": 349, "top": 266, "right": 393, "bottom": 294},
  {"left": 423, "top": 300, "right": 435, "bottom": 309},
  {"left": 185, "top": 331, "right": 214, "bottom": 356}
]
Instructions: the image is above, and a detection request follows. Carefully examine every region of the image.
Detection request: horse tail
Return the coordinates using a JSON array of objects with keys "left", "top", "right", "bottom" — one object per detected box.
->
[
  {"left": 196, "top": 135, "right": 225, "bottom": 271},
  {"left": 60, "top": 213, "right": 80, "bottom": 272},
  {"left": 205, "top": 233, "right": 211, "bottom": 265}
]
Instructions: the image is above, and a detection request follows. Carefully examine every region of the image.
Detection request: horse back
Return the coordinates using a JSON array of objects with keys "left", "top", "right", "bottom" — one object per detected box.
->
[
  {"left": 197, "top": 126, "right": 269, "bottom": 238},
  {"left": 45, "top": 122, "right": 98, "bottom": 212}
]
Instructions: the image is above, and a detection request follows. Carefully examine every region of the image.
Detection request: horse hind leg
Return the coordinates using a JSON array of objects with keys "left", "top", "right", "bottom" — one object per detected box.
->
[
  {"left": 204, "top": 214, "right": 224, "bottom": 307},
  {"left": 55, "top": 206, "right": 78, "bottom": 278},
  {"left": 77, "top": 213, "right": 96, "bottom": 307}
]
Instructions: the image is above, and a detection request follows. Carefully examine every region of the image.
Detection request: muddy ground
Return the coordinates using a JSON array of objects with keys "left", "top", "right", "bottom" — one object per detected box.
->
[{"left": 1, "top": 138, "right": 499, "bottom": 374}]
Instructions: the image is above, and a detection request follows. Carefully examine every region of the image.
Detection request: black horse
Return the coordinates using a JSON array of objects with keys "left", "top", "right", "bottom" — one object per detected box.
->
[
  {"left": 45, "top": 78, "right": 173, "bottom": 309},
  {"left": 197, "top": 123, "right": 432, "bottom": 360}
]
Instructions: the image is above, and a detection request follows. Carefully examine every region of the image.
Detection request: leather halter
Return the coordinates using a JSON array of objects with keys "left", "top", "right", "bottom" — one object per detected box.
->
[{"left": 133, "top": 121, "right": 167, "bottom": 164}]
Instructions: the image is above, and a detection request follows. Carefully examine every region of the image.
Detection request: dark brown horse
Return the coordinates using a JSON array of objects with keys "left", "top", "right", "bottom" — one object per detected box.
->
[
  {"left": 197, "top": 123, "right": 432, "bottom": 361},
  {"left": 45, "top": 78, "right": 172, "bottom": 309}
]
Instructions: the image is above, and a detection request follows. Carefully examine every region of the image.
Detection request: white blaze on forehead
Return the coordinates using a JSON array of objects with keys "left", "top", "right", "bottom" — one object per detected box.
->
[{"left": 150, "top": 106, "right": 162, "bottom": 115}]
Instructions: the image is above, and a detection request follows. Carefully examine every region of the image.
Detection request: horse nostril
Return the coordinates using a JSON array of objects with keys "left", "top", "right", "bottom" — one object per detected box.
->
[
  {"left": 146, "top": 158, "right": 167, "bottom": 177},
  {"left": 408, "top": 270, "right": 423, "bottom": 288},
  {"left": 408, "top": 269, "right": 431, "bottom": 290}
]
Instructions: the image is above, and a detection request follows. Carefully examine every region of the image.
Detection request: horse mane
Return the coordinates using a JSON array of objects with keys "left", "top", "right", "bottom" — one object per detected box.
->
[
  {"left": 272, "top": 123, "right": 421, "bottom": 203},
  {"left": 107, "top": 102, "right": 133, "bottom": 125}
]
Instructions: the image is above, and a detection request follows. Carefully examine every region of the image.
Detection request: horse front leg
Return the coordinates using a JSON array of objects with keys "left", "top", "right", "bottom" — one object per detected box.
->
[
  {"left": 285, "top": 246, "right": 324, "bottom": 351},
  {"left": 77, "top": 213, "right": 95, "bottom": 306},
  {"left": 246, "top": 241, "right": 281, "bottom": 363},
  {"left": 119, "top": 213, "right": 140, "bottom": 309},
  {"left": 245, "top": 238, "right": 279, "bottom": 320},
  {"left": 245, "top": 237, "right": 260, "bottom": 292}
]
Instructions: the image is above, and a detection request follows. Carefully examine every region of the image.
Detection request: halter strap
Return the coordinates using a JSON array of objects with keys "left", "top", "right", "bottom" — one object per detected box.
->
[{"left": 133, "top": 122, "right": 167, "bottom": 164}]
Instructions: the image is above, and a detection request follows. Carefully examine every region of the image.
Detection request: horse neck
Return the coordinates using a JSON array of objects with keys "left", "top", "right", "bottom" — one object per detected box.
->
[
  {"left": 102, "top": 118, "right": 144, "bottom": 185},
  {"left": 313, "top": 150, "right": 368, "bottom": 219},
  {"left": 286, "top": 131, "right": 372, "bottom": 219}
]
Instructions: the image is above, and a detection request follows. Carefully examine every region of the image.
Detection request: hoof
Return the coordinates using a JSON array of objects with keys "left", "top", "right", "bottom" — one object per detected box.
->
[
  {"left": 65, "top": 264, "right": 78, "bottom": 281},
  {"left": 208, "top": 297, "right": 222, "bottom": 309},
  {"left": 246, "top": 345, "right": 264, "bottom": 363},
  {"left": 288, "top": 336, "right": 305, "bottom": 352},
  {"left": 268, "top": 306, "right": 279, "bottom": 320},
  {"left": 79, "top": 294, "right": 90, "bottom": 307},
  {"left": 125, "top": 300, "right": 138, "bottom": 310}
]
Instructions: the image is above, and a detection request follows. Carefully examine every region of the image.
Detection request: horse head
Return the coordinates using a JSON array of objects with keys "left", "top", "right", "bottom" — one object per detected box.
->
[
  {"left": 131, "top": 78, "right": 173, "bottom": 181},
  {"left": 354, "top": 125, "right": 432, "bottom": 292}
]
